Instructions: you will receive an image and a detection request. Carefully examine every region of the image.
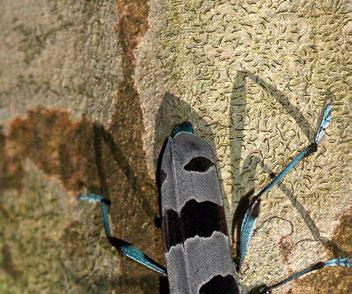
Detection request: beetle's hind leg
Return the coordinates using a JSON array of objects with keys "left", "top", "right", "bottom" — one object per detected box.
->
[
  {"left": 78, "top": 194, "right": 167, "bottom": 276},
  {"left": 237, "top": 102, "right": 332, "bottom": 268}
]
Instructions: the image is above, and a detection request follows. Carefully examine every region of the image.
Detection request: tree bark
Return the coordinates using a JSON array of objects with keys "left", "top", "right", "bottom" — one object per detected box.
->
[{"left": 0, "top": 1, "right": 351, "bottom": 293}]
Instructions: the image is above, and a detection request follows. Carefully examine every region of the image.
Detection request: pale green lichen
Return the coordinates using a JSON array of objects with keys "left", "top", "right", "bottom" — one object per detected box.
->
[{"left": 0, "top": 162, "right": 119, "bottom": 293}]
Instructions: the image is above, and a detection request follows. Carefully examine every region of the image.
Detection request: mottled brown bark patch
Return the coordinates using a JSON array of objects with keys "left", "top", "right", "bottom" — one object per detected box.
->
[
  {"left": 1, "top": 105, "right": 162, "bottom": 293},
  {"left": 0, "top": 127, "right": 24, "bottom": 193},
  {"left": 292, "top": 209, "right": 352, "bottom": 294},
  {"left": 7, "top": 107, "right": 98, "bottom": 193},
  {"left": 110, "top": 2, "right": 164, "bottom": 291},
  {"left": 1, "top": 1, "right": 162, "bottom": 292},
  {"left": 116, "top": 0, "right": 149, "bottom": 63},
  {"left": 279, "top": 235, "right": 294, "bottom": 264},
  {"left": 0, "top": 238, "right": 22, "bottom": 280}
]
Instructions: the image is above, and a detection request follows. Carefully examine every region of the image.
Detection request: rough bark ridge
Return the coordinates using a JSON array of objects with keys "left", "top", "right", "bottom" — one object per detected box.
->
[{"left": 0, "top": 1, "right": 351, "bottom": 293}]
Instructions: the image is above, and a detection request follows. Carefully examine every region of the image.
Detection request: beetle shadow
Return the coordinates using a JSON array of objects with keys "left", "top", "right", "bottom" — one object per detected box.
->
[
  {"left": 92, "top": 123, "right": 156, "bottom": 219},
  {"left": 90, "top": 123, "right": 164, "bottom": 293},
  {"left": 229, "top": 71, "right": 344, "bottom": 265}
]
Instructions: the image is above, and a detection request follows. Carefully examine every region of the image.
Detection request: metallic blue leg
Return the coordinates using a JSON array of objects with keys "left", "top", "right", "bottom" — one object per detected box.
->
[
  {"left": 79, "top": 194, "right": 167, "bottom": 276},
  {"left": 238, "top": 102, "right": 332, "bottom": 268},
  {"left": 259, "top": 258, "right": 352, "bottom": 293}
]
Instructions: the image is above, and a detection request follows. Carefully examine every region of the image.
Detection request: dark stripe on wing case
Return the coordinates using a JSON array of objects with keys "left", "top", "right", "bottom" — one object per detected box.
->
[
  {"left": 200, "top": 275, "right": 240, "bottom": 294},
  {"left": 163, "top": 199, "right": 228, "bottom": 250},
  {"left": 183, "top": 156, "right": 214, "bottom": 172},
  {"left": 162, "top": 209, "right": 183, "bottom": 251},
  {"left": 181, "top": 199, "right": 228, "bottom": 240}
]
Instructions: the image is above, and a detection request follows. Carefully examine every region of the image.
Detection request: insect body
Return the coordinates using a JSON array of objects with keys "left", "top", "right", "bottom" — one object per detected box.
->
[
  {"left": 160, "top": 122, "right": 240, "bottom": 293},
  {"left": 79, "top": 102, "right": 351, "bottom": 293}
]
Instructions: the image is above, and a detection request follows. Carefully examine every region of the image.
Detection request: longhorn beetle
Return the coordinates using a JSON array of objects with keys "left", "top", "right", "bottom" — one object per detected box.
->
[{"left": 79, "top": 102, "right": 351, "bottom": 293}]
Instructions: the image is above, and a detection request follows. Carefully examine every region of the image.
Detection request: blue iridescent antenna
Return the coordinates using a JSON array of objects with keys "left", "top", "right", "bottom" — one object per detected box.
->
[
  {"left": 78, "top": 194, "right": 166, "bottom": 276},
  {"left": 238, "top": 102, "right": 332, "bottom": 268},
  {"left": 259, "top": 258, "right": 352, "bottom": 293}
]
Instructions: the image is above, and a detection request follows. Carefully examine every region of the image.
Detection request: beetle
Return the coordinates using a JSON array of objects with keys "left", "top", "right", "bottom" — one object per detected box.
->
[{"left": 79, "top": 101, "right": 351, "bottom": 293}]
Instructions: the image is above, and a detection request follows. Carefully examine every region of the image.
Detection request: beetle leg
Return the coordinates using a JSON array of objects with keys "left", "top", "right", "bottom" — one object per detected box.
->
[
  {"left": 258, "top": 258, "right": 352, "bottom": 293},
  {"left": 238, "top": 102, "right": 332, "bottom": 268},
  {"left": 237, "top": 196, "right": 261, "bottom": 268},
  {"left": 79, "top": 194, "right": 167, "bottom": 276}
]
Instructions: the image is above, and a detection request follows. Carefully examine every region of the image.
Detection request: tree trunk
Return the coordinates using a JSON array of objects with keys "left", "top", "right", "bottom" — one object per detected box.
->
[{"left": 0, "top": 1, "right": 351, "bottom": 293}]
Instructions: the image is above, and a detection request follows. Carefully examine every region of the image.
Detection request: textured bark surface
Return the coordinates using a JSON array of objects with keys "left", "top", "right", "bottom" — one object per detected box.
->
[{"left": 0, "top": 1, "right": 351, "bottom": 293}]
